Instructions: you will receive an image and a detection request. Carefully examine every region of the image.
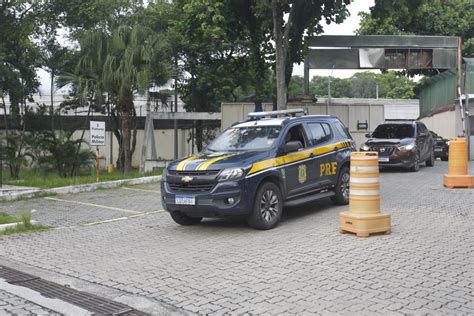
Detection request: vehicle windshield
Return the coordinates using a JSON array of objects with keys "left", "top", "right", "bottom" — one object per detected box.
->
[
  {"left": 207, "top": 126, "right": 281, "bottom": 151},
  {"left": 372, "top": 124, "right": 414, "bottom": 139}
]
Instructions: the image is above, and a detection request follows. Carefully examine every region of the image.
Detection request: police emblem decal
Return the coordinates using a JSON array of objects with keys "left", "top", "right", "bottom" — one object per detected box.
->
[{"left": 298, "top": 165, "right": 307, "bottom": 184}]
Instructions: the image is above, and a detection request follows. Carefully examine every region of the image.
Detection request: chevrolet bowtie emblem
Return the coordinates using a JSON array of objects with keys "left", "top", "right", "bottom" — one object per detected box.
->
[{"left": 181, "top": 176, "right": 193, "bottom": 183}]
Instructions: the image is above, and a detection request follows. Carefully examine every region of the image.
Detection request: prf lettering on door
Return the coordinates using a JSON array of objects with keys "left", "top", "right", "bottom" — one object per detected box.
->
[{"left": 320, "top": 162, "right": 337, "bottom": 176}]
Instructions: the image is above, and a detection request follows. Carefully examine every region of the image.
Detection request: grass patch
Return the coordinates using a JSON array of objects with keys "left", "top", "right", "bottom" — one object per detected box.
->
[
  {"left": 0, "top": 212, "right": 18, "bottom": 224},
  {"left": 0, "top": 224, "right": 48, "bottom": 237},
  {"left": 0, "top": 211, "right": 48, "bottom": 237},
  {"left": 3, "top": 167, "right": 163, "bottom": 189}
]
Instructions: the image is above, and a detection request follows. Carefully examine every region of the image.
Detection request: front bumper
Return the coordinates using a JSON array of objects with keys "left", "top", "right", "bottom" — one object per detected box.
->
[
  {"left": 361, "top": 149, "right": 416, "bottom": 168},
  {"left": 160, "top": 179, "right": 255, "bottom": 217}
]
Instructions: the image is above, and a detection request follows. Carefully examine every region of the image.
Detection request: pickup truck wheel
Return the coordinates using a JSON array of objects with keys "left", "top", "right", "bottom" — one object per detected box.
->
[
  {"left": 170, "top": 211, "right": 202, "bottom": 226},
  {"left": 246, "top": 182, "right": 282, "bottom": 230},
  {"left": 331, "top": 166, "right": 350, "bottom": 205}
]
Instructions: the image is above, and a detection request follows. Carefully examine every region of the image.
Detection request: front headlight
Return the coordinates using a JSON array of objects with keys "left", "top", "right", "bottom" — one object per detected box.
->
[
  {"left": 360, "top": 143, "right": 370, "bottom": 151},
  {"left": 162, "top": 167, "right": 167, "bottom": 182},
  {"left": 217, "top": 168, "right": 247, "bottom": 182},
  {"left": 398, "top": 143, "right": 415, "bottom": 151},
  {"left": 446, "top": 141, "right": 450, "bottom": 146}
]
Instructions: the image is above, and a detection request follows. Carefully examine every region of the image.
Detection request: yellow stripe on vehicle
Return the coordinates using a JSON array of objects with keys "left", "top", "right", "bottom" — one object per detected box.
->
[
  {"left": 197, "top": 154, "right": 238, "bottom": 170},
  {"left": 176, "top": 155, "right": 198, "bottom": 171},
  {"left": 248, "top": 141, "right": 348, "bottom": 175}
]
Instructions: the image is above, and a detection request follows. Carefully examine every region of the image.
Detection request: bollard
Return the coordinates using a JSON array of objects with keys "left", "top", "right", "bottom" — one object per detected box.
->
[
  {"left": 107, "top": 163, "right": 114, "bottom": 174},
  {"left": 339, "top": 152, "right": 391, "bottom": 237},
  {"left": 443, "top": 138, "right": 474, "bottom": 188}
]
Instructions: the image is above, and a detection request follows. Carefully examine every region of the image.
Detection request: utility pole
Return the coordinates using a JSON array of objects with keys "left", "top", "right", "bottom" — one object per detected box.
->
[
  {"left": 327, "top": 65, "right": 335, "bottom": 114},
  {"left": 376, "top": 83, "right": 379, "bottom": 99},
  {"left": 174, "top": 55, "right": 179, "bottom": 160}
]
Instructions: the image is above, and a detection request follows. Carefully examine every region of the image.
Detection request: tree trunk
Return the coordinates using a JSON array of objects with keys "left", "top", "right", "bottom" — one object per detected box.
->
[
  {"left": 272, "top": 0, "right": 288, "bottom": 110},
  {"left": 1, "top": 96, "right": 8, "bottom": 139},
  {"left": 120, "top": 93, "right": 133, "bottom": 175},
  {"left": 50, "top": 71, "right": 55, "bottom": 130}
]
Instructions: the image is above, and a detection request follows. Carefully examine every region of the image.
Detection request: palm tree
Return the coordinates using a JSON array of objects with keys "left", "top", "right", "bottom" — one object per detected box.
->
[{"left": 63, "top": 25, "right": 170, "bottom": 175}]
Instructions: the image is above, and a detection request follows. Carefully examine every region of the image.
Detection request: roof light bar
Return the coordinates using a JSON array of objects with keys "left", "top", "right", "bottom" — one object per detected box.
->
[{"left": 248, "top": 109, "right": 305, "bottom": 119}]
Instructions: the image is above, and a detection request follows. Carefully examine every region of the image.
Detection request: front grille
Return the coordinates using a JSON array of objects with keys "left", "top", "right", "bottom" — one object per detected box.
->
[
  {"left": 169, "top": 183, "right": 215, "bottom": 192},
  {"left": 168, "top": 170, "right": 219, "bottom": 176},
  {"left": 369, "top": 145, "right": 396, "bottom": 155}
]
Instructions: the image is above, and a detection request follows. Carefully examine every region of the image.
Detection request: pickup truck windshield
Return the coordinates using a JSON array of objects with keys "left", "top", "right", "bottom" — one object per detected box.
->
[
  {"left": 207, "top": 126, "right": 281, "bottom": 151},
  {"left": 372, "top": 124, "right": 414, "bottom": 139}
]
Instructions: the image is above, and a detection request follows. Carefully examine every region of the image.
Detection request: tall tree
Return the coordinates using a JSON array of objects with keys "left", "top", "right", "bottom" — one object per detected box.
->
[
  {"left": 68, "top": 25, "right": 170, "bottom": 174},
  {"left": 270, "top": 0, "right": 350, "bottom": 109}
]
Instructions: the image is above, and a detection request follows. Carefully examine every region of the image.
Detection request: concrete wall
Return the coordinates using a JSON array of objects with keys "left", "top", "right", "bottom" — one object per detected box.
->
[{"left": 73, "top": 128, "right": 197, "bottom": 168}]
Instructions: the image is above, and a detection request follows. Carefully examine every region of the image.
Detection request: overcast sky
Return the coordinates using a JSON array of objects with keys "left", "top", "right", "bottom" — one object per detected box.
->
[{"left": 37, "top": 0, "right": 375, "bottom": 94}]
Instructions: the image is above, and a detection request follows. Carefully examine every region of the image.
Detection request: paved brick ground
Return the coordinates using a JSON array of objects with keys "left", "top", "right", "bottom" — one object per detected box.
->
[
  {"left": 0, "top": 161, "right": 473, "bottom": 315},
  {"left": 0, "top": 186, "right": 162, "bottom": 227},
  {"left": 0, "top": 290, "right": 60, "bottom": 315}
]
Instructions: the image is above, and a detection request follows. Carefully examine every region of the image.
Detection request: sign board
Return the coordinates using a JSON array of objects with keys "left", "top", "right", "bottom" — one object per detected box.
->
[{"left": 90, "top": 121, "right": 106, "bottom": 146}]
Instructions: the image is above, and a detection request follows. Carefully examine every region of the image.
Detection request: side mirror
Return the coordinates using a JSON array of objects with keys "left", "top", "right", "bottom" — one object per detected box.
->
[
  {"left": 365, "top": 133, "right": 371, "bottom": 138},
  {"left": 419, "top": 132, "right": 427, "bottom": 138},
  {"left": 284, "top": 141, "right": 303, "bottom": 154}
]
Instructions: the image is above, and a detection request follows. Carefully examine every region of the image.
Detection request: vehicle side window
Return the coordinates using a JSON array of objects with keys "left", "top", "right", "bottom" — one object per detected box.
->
[
  {"left": 284, "top": 124, "right": 308, "bottom": 148},
  {"left": 334, "top": 121, "right": 352, "bottom": 139},
  {"left": 307, "top": 123, "right": 331, "bottom": 146}
]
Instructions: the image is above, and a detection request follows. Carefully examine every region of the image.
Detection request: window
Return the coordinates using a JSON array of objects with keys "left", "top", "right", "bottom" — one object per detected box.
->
[
  {"left": 207, "top": 126, "right": 281, "bottom": 151},
  {"left": 308, "top": 123, "right": 331, "bottom": 146},
  {"left": 284, "top": 124, "right": 308, "bottom": 148},
  {"left": 334, "top": 121, "right": 351, "bottom": 139}
]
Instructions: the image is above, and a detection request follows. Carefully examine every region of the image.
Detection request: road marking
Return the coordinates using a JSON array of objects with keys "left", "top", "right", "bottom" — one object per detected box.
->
[
  {"left": 44, "top": 197, "right": 141, "bottom": 214},
  {"left": 122, "top": 187, "right": 161, "bottom": 193}
]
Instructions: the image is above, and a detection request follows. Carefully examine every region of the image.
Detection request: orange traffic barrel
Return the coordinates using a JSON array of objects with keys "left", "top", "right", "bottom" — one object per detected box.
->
[
  {"left": 444, "top": 138, "right": 474, "bottom": 188},
  {"left": 340, "top": 151, "right": 391, "bottom": 237},
  {"left": 349, "top": 152, "right": 380, "bottom": 214}
]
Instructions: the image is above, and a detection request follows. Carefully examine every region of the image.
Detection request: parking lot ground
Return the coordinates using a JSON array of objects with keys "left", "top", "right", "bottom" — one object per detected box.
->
[{"left": 0, "top": 161, "right": 473, "bottom": 315}]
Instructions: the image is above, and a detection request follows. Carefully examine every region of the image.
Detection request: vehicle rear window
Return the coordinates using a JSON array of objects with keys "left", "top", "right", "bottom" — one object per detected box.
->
[
  {"left": 307, "top": 123, "right": 331, "bottom": 146},
  {"left": 372, "top": 124, "right": 414, "bottom": 139}
]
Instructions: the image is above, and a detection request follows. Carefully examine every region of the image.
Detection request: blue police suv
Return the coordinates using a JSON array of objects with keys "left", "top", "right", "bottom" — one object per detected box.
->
[{"left": 161, "top": 109, "right": 355, "bottom": 230}]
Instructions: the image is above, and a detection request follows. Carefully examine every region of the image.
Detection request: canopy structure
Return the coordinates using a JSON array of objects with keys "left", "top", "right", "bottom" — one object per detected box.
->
[{"left": 303, "top": 35, "right": 459, "bottom": 94}]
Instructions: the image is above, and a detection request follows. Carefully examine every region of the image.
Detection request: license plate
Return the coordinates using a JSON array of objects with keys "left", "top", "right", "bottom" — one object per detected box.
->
[
  {"left": 379, "top": 157, "right": 389, "bottom": 162},
  {"left": 175, "top": 195, "right": 195, "bottom": 205},
  {"left": 434, "top": 148, "right": 443, "bottom": 152}
]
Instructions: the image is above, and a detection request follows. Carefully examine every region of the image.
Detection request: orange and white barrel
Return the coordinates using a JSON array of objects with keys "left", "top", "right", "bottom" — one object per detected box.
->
[
  {"left": 447, "top": 138, "right": 468, "bottom": 175},
  {"left": 349, "top": 152, "right": 380, "bottom": 214}
]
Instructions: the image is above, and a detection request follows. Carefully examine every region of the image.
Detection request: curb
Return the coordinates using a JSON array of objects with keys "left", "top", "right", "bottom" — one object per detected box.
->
[
  {"left": 0, "top": 176, "right": 162, "bottom": 202},
  {"left": 0, "top": 220, "right": 39, "bottom": 232}
]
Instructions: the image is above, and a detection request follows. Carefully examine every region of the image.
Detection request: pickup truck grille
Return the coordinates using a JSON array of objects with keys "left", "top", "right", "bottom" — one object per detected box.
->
[
  {"left": 167, "top": 169, "right": 219, "bottom": 193},
  {"left": 169, "top": 183, "right": 215, "bottom": 192}
]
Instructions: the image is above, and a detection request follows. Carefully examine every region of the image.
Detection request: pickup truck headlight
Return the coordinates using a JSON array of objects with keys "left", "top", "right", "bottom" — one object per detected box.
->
[
  {"left": 398, "top": 143, "right": 415, "bottom": 151},
  {"left": 360, "top": 143, "right": 370, "bottom": 151},
  {"left": 217, "top": 167, "right": 247, "bottom": 182},
  {"left": 162, "top": 167, "right": 167, "bottom": 182}
]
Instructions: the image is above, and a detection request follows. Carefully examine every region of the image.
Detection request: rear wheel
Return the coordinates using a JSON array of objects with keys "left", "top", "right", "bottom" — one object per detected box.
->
[
  {"left": 246, "top": 182, "right": 283, "bottom": 230},
  {"left": 331, "top": 166, "right": 350, "bottom": 205},
  {"left": 426, "top": 149, "right": 435, "bottom": 167},
  {"left": 170, "top": 211, "right": 202, "bottom": 226}
]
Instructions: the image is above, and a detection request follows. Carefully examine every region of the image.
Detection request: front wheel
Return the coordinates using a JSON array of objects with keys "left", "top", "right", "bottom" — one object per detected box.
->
[
  {"left": 426, "top": 149, "right": 435, "bottom": 167},
  {"left": 246, "top": 182, "right": 283, "bottom": 230},
  {"left": 331, "top": 166, "right": 350, "bottom": 205},
  {"left": 170, "top": 211, "right": 202, "bottom": 226},
  {"left": 409, "top": 151, "right": 420, "bottom": 172}
]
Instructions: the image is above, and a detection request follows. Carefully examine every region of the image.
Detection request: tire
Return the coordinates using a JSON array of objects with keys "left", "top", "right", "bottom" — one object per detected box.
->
[
  {"left": 331, "top": 166, "right": 350, "bottom": 205},
  {"left": 170, "top": 211, "right": 202, "bottom": 226},
  {"left": 409, "top": 150, "right": 420, "bottom": 172},
  {"left": 426, "top": 149, "right": 435, "bottom": 167},
  {"left": 246, "top": 182, "right": 283, "bottom": 230}
]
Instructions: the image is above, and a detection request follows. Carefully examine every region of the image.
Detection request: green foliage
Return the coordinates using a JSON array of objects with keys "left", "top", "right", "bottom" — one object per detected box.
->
[
  {"left": 306, "top": 71, "right": 416, "bottom": 99},
  {"left": 358, "top": 0, "right": 474, "bottom": 56},
  {"left": 0, "top": 133, "right": 34, "bottom": 179},
  {"left": 0, "top": 212, "right": 18, "bottom": 225},
  {"left": 3, "top": 168, "right": 162, "bottom": 189},
  {"left": 34, "top": 131, "right": 94, "bottom": 178}
]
